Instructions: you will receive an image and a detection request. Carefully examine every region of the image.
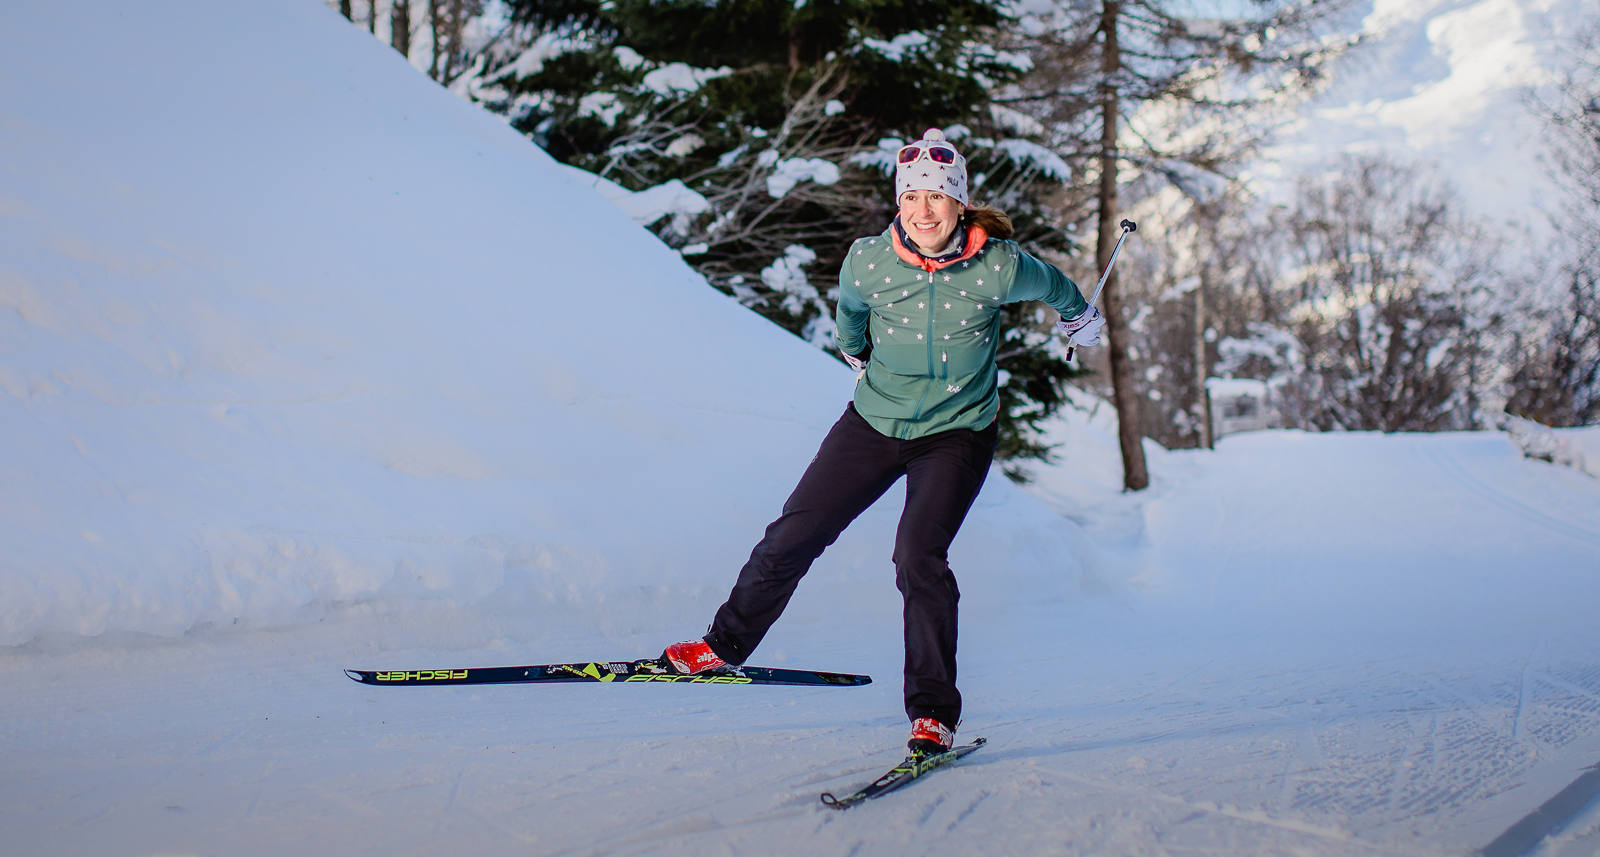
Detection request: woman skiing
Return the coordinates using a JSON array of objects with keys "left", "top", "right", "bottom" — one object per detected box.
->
[{"left": 665, "top": 129, "right": 1106, "bottom": 756}]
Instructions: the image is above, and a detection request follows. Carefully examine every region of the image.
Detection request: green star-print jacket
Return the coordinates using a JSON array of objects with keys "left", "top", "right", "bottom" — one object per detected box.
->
[{"left": 834, "top": 222, "right": 1088, "bottom": 440}]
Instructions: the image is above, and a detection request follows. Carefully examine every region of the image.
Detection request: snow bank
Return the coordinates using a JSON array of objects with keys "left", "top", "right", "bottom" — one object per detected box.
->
[
  {"left": 1562, "top": 426, "right": 1600, "bottom": 477},
  {"left": 564, "top": 165, "right": 710, "bottom": 228},
  {"left": 0, "top": 0, "right": 1094, "bottom": 647},
  {"left": 1503, "top": 415, "right": 1600, "bottom": 481}
]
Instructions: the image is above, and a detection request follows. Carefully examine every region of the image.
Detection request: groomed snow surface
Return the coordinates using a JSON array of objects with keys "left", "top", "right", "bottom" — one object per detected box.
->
[{"left": 4, "top": 2, "right": 1600, "bottom": 856}]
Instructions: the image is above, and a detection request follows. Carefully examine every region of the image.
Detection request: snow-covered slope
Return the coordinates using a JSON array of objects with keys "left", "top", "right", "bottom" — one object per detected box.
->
[
  {"left": 1265, "top": 0, "right": 1589, "bottom": 233},
  {"left": 0, "top": 0, "right": 1093, "bottom": 648}
]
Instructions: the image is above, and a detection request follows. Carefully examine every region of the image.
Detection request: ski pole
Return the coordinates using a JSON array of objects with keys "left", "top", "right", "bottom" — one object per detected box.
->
[{"left": 1066, "top": 218, "right": 1137, "bottom": 362}]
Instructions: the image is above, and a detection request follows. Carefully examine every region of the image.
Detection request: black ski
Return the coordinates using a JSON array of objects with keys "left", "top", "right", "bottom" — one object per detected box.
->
[
  {"left": 820, "top": 737, "right": 987, "bottom": 809},
  {"left": 345, "top": 658, "right": 871, "bottom": 688}
]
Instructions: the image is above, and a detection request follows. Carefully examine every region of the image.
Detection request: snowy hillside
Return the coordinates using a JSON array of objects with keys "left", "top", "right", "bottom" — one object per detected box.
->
[
  {"left": 0, "top": 0, "right": 1091, "bottom": 649},
  {"left": 1265, "top": 0, "right": 1591, "bottom": 233},
  {"left": 4, "top": 2, "right": 1600, "bottom": 857}
]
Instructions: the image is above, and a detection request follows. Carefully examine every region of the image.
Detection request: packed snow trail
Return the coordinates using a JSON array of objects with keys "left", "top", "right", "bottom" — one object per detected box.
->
[{"left": 5, "top": 431, "right": 1600, "bottom": 857}]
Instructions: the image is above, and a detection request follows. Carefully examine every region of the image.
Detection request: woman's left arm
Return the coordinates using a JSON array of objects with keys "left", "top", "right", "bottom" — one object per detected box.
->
[{"left": 1008, "top": 250, "right": 1088, "bottom": 319}]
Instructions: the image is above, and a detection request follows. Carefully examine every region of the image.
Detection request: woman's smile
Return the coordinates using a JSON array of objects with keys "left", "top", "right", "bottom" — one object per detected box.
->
[{"left": 898, "top": 190, "right": 963, "bottom": 253}]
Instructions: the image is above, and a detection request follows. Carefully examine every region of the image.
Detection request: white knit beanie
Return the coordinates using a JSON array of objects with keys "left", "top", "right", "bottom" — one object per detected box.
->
[{"left": 894, "top": 128, "right": 969, "bottom": 207}]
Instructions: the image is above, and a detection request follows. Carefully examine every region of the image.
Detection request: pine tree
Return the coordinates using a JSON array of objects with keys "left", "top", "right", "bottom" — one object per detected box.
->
[{"left": 472, "top": 0, "right": 1082, "bottom": 467}]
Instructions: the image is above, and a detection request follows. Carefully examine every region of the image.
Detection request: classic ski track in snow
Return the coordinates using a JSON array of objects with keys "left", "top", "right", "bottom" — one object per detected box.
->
[
  {"left": 1419, "top": 442, "right": 1600, "bottom": 550},
  {"left": 7, "top": 605, "right": 1600, "bottom": 855},
  {"left": 1479, "top": 761, "right": 1600, "bottom": 857}
]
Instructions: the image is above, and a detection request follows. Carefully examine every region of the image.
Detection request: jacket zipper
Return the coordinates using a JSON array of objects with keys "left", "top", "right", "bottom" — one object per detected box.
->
[
  {"left": 903, "top": 262, "right": 940, "bottom": 437},
  {"left": 926, "top": 267, "right": 940, "bottom": 380}
]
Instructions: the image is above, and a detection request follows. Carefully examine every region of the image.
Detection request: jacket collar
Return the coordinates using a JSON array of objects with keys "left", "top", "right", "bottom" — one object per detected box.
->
[{"left": 890, "top": 218, "right": 989, "bottom": 273}]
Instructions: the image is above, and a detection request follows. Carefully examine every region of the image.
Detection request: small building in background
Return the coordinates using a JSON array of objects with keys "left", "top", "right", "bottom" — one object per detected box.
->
[{"left": 1206, "top": 377, "right": 1272, "bottom": 440}]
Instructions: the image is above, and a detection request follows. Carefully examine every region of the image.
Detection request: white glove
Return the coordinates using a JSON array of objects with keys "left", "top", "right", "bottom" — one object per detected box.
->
[
  {"left": 844, "top": 350, "right": 870, "bottom": 380},
  {"left": 1057, "top": 305, "right": 1105, "bottom": 347}
]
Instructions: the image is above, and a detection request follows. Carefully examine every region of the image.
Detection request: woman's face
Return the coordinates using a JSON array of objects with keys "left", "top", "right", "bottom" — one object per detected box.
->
[{"left": 898, "top": 190, "right": 964, "bottom": 253}]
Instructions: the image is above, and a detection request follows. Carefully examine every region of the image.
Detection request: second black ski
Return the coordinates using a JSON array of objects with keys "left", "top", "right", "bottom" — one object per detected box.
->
[{"left": 820, "top": 737, "right": 987, "bottom": 809}]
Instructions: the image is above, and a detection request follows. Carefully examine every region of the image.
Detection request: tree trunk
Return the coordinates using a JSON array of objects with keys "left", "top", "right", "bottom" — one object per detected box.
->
[
  {"left": 339, "top": 0, "right": 352, "bottom": 21},
  {"left": 1195, "top": 204, "right": 1214, "bottom": 450},
  {"left": 391, "top": 0, "right": 411, "bottom": 58},
  {"left": 1195, "top": 293, "right": 1214, "bottom": 448},
  {"left": 427, "top": 0, "right": 443, "bottom": 81},
  {"left": 1098, "top": 0, "right": 1149, "bottom": 490},
  {"left": 788, "top": 18, "right": 803, "bottom": 72},
  {"left": 367, "top": 0, "right": 377, "bottom": 35},
  {"left": 441, "top": 0, "right": 464, "bottom": 83}
]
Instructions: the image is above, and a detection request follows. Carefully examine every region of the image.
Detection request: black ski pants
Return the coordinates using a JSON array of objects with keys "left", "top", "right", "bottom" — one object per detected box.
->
[{"left": 704, "top": 403, "right": 997, "bottom": 729}]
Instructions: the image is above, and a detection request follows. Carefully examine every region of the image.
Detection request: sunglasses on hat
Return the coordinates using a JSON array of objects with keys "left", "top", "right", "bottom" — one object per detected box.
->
[{"left": 897, "top": 142, "right": 958, "bottom": 165}]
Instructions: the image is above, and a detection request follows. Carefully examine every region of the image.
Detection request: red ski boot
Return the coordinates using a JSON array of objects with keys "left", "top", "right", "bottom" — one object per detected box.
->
[
  {"left": 907, "top": 717, "right": 956, "bottom": 757},
  {"left": 663, "top": 639, "right": 727, "bottom": 675}
]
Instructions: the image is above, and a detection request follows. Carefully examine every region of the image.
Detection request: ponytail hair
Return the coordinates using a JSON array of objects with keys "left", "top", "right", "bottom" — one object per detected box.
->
[{"left": 962, "top": 204, "right": 1013, "bottom": 240}]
